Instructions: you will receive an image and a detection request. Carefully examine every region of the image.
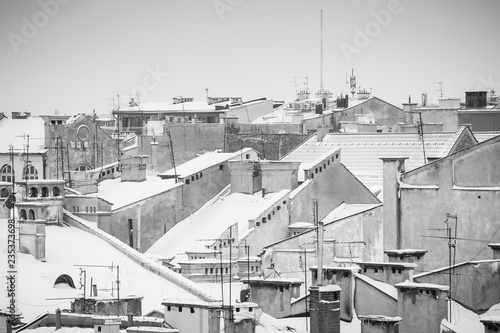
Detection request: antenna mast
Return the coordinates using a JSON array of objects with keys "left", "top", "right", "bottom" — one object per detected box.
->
[{"left": 320, "top": 9, "right": 323, "bottom": 94}]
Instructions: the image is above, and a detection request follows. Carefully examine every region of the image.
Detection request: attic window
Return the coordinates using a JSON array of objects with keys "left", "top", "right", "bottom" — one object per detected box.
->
[
  {"left": 185, "top": 179, "right": 190, "bottom": 185},
  {"left": 246, "top": 154, "right": 250, "bottom": 159},
  {"left": 167, "top": 306, "right": 171, "bottom": 311},
  {"left": 190, "top": 307, "right": 195, "bottom": 313},
  {"left": 191, "top": 176, "right": 195, "bottom": 181},
  {"left": 219, "top": 165, "right": 224, "bottom": 170},
  {"left": 268, "top": 214, "right": 271, "bottom": 220},
  {"left": 262, "top": 217, "right": 266, "bottom": 223},
  {"left": 256, "top": 222, "right": 260, "bottom": 226},
  {"left": 178, "top": 307, "right": 182, "bottom": 312},
  {"left": 335, "top": 154, "right": 339, "bottom": 159},
  {"left": 283, "top": 200, "right": 286, "bottom": 205},
  {"left": 200, "top": 172, "right": 203, "bottom": 178},
  {"left": 277, "top": 206, "right": 281, "bottom": 210}
]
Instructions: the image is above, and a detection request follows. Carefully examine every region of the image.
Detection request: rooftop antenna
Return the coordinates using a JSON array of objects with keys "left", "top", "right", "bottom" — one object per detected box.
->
[
  {"left": 319, "top": 9, "right": 324, "bottom": 94},
  {"left": 346, "top": 69, "right": 356, "bottom": 99},
  {"left": 431, "top": 82, "right": 443, "bottom": 99}
]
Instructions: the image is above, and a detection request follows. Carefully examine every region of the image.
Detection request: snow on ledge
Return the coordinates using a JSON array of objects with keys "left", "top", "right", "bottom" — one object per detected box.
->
[{"left": 452, "top": 185, "right": 500, "bottom": 191}]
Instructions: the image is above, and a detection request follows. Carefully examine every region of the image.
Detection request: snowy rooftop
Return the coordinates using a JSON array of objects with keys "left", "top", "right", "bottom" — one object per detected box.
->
[
  {"left": 146, "top": 189, "right": 290, "bottom": 263},
  {"left": 116, "top": 101, "right": 217, "bottom": 113},
  {"left": 281, "top": 127, "right": 471, "bottom": 193},
  {"left": 323, "top": 203, "right": 382, "bottom": 224},
  {"left": 159, "top": 148, "right": 254, "bottom": 178},
  {"left": 0, "top": 219, "right": 208, "bottom": 323},
  {"left": 88, "top": 175, "right": 180, "bottom": 210},
  {"left": 395, "top": 280, "right": 449, "bottom": 291},
  {"left": 0, "top": 117, "right": 47, "bottom": 153}
]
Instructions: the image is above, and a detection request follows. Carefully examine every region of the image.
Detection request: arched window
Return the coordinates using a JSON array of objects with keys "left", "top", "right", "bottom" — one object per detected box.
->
[
  {"left": 23, "top": 165, "right": 38, "bottom": 180},
  {"left": 30, "top": 187, "right": 38, "bottom": 197},
  {"left": 19, "top": 209, "right": 27, "bottom": 219},
  {"left": 75, "top": 165, "right": 91, "bottom": 171},
  {"left": 52, "top": 186, "right": 61, "bottom": 197},
  {"left": 28, "top": 209, "right": 35, "bottom": 220},
  {"left": 0, "top": 188, "right": 9, "bottom": 198},
  {"left": 41, "top": 186, "right": 49, "bottom": 197},
  {"left": 0, "top": 164, "right": 13, "bottom": 182}
]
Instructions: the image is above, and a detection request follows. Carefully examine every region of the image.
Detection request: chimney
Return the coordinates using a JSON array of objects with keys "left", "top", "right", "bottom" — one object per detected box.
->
[
  {"left": 309, "top": 285, "right": 341, "bottom": 333},
  {"left": 402, "top": 102, "right": 418, "bottom": 125},
  {"left": 488, "top": 243, "right": 500, "bottom": 259},
  {"left": 381, "top": 158, "right": 408, "bottom": 251},
  {"left": 316, "top": 125, "right": 328, "bottom": 142},
  {"left": 150, "top": 141, "right": 159, "bottom": 172},
  {"left": 395, "top": 281, "right": 449, "bottom": 333},
  {"left": 120, "top": 155, "right": 149, "bottom": 182},
  {"left": 385, "top": 249, "right": 428, "bottom": 272}
]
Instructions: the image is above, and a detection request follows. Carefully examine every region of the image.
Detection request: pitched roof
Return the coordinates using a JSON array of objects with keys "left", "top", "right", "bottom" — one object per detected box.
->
[
  {"left": 281, "top": 128, "right": 472, "bottom": 193},
  {"left": 0, "top": 117, "right": 47, "bottom": 154},
  {"left": 473, "top": 131, "right": 500, "bottom": 143}
]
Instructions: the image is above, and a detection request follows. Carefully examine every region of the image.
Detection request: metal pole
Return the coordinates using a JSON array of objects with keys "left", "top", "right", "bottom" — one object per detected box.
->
[
  {"left": 229, "top": 226, "right": 232, "bottom": 320},
  {"left": 117, "top": 266, "right": 121, "bottom": 315},
  {"left": 418, "top": 112, "right": 427, "bottom": 163},
  {"left": 304, "top": 247, "right": 308, "bottom": 331}
]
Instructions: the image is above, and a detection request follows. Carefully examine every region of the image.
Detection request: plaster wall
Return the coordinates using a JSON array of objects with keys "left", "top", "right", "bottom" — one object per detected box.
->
[
  {"left": 414, "top": 261, "right": 500, "bottom": 312},
  {"left": 418, "top": 109, "right": 459, "bottom": 132},
  {"left": 311, "top": 268, "right": 354, "bottom": 321},
  {"left": 19, "top": 222, "right": 45, "bottom": 260},
  {"left": 227, "top": 100, "right": 274, "bottom": 123},
  {"left": 291, "top": 163, "right": 380, "bottom": 225},
  {"left": 339, "top": 98, "right": 403, "bottom": 128},
  {"left": 354, "top": 278, "right": 397, "bottom": 317},
  {"left": 136, "top": 123, "right": 225, "bottom": 173},
  {"left": 0, "top": 153, "right": 45, "bottom": 181},
  {"left": 397, "top": 288, "right": 448, "bottom": 333},
  {"left": 458, "top": 111, "right": 500, "bottom": 131},
  {"left": 247, "top": 283, "right": 298, "bottom": 318},
  {"left": 164, "top": 306, "right": 212, "bottom": 333},
  {"left": 44, "top": 116, "right": 118, "bottom": 180},
  {"left": 236, "top": 123, "right": 303, "bottom": 135},
  {"left": 265, "top": 205, "right": 383, "bottom": 286},
  {"left": 399, "top": 138, "right": 500, "bottom": 269}
]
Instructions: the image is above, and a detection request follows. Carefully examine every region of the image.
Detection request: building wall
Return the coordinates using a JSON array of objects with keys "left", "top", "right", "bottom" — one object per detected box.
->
[
  {"left": 136, "top": 123, "right": 225, "bottom": 173},
  {"left": 263, "top": 205, "right": 383, "bottom": 289},
  {"left": 311, "top": 268, "right": 354, "bottom": 321},
  {"left": 354, "top": 278, "right": 397, "bottom": 317},
  {"left": 459, "top": 110, "right": 500, "bottom": 131},
  {"left": 337, "top": 98, "right": 403, "bottom": 129},
  {"left": 0, "top": 153, "right": 45, "bottom": 182},
  {"left": 164, "top": 305, "right": 212, "bottom": 333},
  {"left": 43, "top": 115, "right": 118, "bottom": 181},
  {"left": 226, "top": 100, "right": 274, "bottom": 123},
  {"left": 291, "top": 163, "right": 380, "bottom": 224},
  {"left": 246, "top": 282, "right": 300, "bottom": 319},
  {"left": 418, "top": 108, "right": 459, "bottom": 132},
  {"left": 398, "top": 137, "right": 500, "bottom": 270},
  {"left": 397, "top": 287, "right": 448, "bottom": 333},
  {"left": 414, "top": 261, "right": 500, "bottom": 313},
  {"left": 236, "top": 123, "right": 303, "bottom": 135}
]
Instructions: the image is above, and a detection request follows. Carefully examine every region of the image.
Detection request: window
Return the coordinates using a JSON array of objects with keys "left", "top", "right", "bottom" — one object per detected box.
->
[
  {"left": 75, "top": 165, "right": 91, "bottom": 171},
  {"left": 246, "top": 154, "right": 250, "bottom": 159},
  {"left": 41, "top": 187, "right": 49, "bottom": 197},
  {"left": 219, "top": 165, "right": 224, "bottom": 170},
  {"left": 30, "top": 187, "right": 38, "bottom": 197},
  {"left": 52, "top": 186, "right": 61, "bottom": 197},
  {"left": 262, "top": 217, "right": 266, "bottom": 224},
  {"left": 200, "top": 172, "right": 203, "bottom": 178},
  {"left": 0, "top": 164, "right": 13, "bottom": 182},
  {"left": 190, "top": 307, "right": 195, "bottom": 313},
  {"left": 256, "top": 222, "right": 260, "bottom": 226},
  {"left": 23, "top": 165, "right": 39, "bottom": 180},
  {"left": 0, "top": 188, "right": 9, "bottom": 198},
  {"left": 185, "top": 179, "right": 190, "bottom": 185},
  {"left": 277, "top": 206, "right": 281, "bottom": 210},
  {"left": 28, "top": 209, "right": 35, "bottom": 220},
  {"left": 178, "top": 307, "right": 182, "bottom": 312},
  {"left": 167, "top": 306, "right": 171, "bottom": 311},
  {"left": 19, "top": 209, "right": 27, "bottom": 219}
]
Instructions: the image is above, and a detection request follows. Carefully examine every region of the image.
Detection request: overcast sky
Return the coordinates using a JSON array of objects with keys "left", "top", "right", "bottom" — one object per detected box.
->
[{"left": 1, "top": 0, "right": 499, "bottom": 116}]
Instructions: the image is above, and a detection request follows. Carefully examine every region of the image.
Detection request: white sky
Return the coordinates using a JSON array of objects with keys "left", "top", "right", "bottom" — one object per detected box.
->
[{"left": 1, "top": 0, "right": 499, "bottom": 116}]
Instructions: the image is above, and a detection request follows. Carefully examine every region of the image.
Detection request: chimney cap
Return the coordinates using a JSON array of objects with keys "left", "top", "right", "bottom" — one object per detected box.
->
[{"left": 380, "top": 157, "right": 409, "bottom": 162}]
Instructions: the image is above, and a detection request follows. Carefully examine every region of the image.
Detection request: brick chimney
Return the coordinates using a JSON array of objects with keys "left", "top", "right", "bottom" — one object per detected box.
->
[
  {"left": 309, "top": 285, "right": 341, "bottom": 333},
  {"left": 381, "top": 158, "right": 408, "bottom": 251}
]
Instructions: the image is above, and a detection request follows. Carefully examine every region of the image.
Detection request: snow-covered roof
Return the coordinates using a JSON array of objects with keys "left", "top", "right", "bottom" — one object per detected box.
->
[
  {"left": 395, "top": 280, "right": 449, "bottom": 291},
  {"left": 322, "top": 203, "right": 382, "bottom": 223},
  {"left": 0, "top": 117, "right": 47, "bottom": 154},
  {"left": 146, "top": 190, "right": 290, "bottom": 264},
  {"left": 88, "top": 175, "right": 181, "bottom": 210},
  {"left": 354, "top": 273, "right": 398, "bottom": 300},
  {"left": 159, "top": 148, "right": 254, "bottom": 178},
  {"left": 116, "top": 101, "right": 217, "bottom": 113},
  {"left": 0, "top": 219, "right": 209, "bottom": 322},
  {"left": 281, "top": 127, "right": 471, "bottom": 193}
]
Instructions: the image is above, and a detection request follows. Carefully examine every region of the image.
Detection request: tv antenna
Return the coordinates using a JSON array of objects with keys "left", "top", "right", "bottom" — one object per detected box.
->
[
  {"left": 431, "top": 82, "right": 443, "bottom": 99},
  {"left": 346, "top": 69, "right": 356, "bottom": 99}
]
